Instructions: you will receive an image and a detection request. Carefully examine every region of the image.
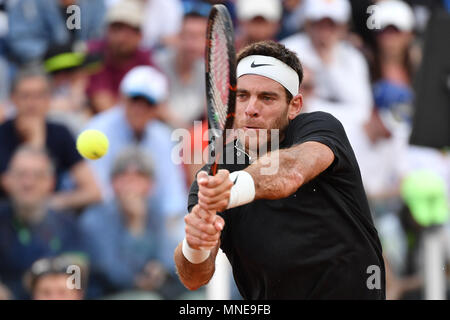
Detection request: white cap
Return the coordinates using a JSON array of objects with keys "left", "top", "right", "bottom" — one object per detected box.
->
[
  {"left": 106, "top": 0, "right": 144, "bottom": 29},
  {"left": 373, "top": 0, "right": 415, "bottom": 32},
  {"left": 120, "top": 66, "right": 168, "bottom": 105},
  {"left": 304, "top": 0, "right": 351, "bottom": 24},
  {"left": 236, "top": 0, "right": 282, "bottom": 22}
]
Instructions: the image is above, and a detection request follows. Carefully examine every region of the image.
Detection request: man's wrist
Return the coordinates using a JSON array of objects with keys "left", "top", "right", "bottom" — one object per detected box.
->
[
  {"left": 227, "top": 171, "right": 256, "bottom": 209},
  {"left": 182, "top": 238, "right": 211, "bottom": 264}
]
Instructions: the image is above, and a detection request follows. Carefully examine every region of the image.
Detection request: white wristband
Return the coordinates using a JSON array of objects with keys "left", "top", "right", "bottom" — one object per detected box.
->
[
  {"left": 227, "top": 171, "right": 256, "bottom": 209},
  {"left": 182, "top": 238, "right": 211, "bottom": 264}
]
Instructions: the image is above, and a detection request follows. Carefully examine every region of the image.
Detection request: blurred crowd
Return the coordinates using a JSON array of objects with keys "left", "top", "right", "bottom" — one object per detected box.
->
[{"left": 0, "top": 0, "right": 448, "bottom": 300}]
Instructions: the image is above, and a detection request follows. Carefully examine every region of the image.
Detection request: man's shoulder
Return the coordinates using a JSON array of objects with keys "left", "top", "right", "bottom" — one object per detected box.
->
[
  {"left": 45, "top": 120, "right": 74, "bottom": 135},
  {"left": 287, "top": 112, "right": 347, "bottom": 146},
  {"left": 0, "top": 119, "right": 14, "bottom": 134},
  {"left": 294, "top": 111, "right": 343, "bottom": 127}
]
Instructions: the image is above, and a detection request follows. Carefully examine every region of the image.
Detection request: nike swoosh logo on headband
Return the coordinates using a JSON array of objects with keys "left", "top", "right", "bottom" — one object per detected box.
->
[{"left": 251, "top": 61, "right": 273, "bottom": 68}]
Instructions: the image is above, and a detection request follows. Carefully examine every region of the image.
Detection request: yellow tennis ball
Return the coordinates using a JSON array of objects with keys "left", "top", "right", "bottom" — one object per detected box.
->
[{"left": 76, "top": 129, "right": 109, "bottom": 160}]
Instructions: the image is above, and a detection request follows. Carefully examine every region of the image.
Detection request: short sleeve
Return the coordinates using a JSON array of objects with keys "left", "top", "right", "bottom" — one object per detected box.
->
[{"left": 288, "top": 112, "right": 357, "bottom": 173}]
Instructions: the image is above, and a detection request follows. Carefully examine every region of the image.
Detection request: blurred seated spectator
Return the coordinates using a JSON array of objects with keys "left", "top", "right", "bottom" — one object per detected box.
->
[
  {"left": 85, "top": 66, "right": 187, "bottom": 266},
  {"left": 80, "top": 146, "right": 188, "bottom": 299},
  {"left": 352, "top": 81, "right": 413, "bottom": 205},
  {"left": 6, "top": 0, "right": 105, "bottom": 65},
  {"left": 140, "top": 0, "right": 183, "bottom": 49},
  {"left": 43, "top": 44, "right": 92, "bottom": 135},
  {"left": 370, "top": 0, "right": 416, "bottom": 83},
  {"left": 0, "top": 67, "right": 101, "bottom": 211},
  {"left": 0, "top": 146, "right": 82, "bottom": 299},
  {"left": 282, "top": 0, "right": 372, "bottom": 146},
  {"left": 24, "top": 254, "right": 88, "bottom": 300},
  {"left": 235, "top": 0, "right": 282, "bottom": 51},
  {"left": 86, "top": 0, "right": 154, "bottom": 114},
  {"left": 154, "top": 1, "right": 209, "bottom": 129},
  {"left": 277, "top": 0, "right": 307, "bottom": 40}
]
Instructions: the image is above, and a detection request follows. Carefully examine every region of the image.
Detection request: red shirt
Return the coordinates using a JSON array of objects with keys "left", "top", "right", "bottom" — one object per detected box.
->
[{"left": 85, "top": 40, "right": 154, "bottom": 103}]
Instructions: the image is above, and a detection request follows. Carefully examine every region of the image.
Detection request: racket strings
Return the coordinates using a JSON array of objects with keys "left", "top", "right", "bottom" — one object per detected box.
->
[{"left": 209, "top": 16, "right": 230, "bottom": 130}]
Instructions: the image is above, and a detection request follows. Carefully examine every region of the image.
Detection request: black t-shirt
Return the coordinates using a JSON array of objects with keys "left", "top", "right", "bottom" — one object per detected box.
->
[
  {"left": 188, "top": 112, "right": 386, "bottom": 300},
  {"left": 0, "top": 119, "right": 83, "bottom": 193}
]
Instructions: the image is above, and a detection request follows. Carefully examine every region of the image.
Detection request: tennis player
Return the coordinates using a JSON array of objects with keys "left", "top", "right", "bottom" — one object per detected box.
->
[{"left": 174, "top": 40, "right": 386, "bottom": 299}]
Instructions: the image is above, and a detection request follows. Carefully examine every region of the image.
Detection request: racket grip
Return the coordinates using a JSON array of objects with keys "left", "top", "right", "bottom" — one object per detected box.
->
[{"left": 200, "top": 209, "right": 218, "bottom": 251}]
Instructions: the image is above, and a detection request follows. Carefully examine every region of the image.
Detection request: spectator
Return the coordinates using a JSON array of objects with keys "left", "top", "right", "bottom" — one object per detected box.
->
[
  {"left": 85, "top": 66, "right": 187, "bottom": 266},
  {"left": 24, "top": 255, "right": 87, "bottom": 300},
  {"left": 6, "top": 0, "right": 106, "bottom": 65},
  {"left": 43, "top": 44, "right": 92, "bottom": 135},
  {"left": 86, "top": 0, "right": 153, "bottom": 113},
  {"left": 371, "top": 0, "right": 416, "bottom": 84},
  {"left": 0, "top": 146, "right": 82, "bottom": 299},
  {"left": 235, "top": 0, "right": 283, "bottom": 51},
  {"left": 0, "top": 67, "right": 102, "bottom": 211},
  {"left": 154, "top": 1, "right": 210, "bottom": 129},
  {"left": 350, "top": 0, "right": 416, "bottom": 215},
  {"left": 281, "top": 0, "right": 373, "bottom": 146},
  {"left": 140, "top": 0, "right": 184, "bottom": 49},
  {"left": 80, "top": 146, "right": 187, "bottom": 299},
  {"left": 277, "top": 0, "right": 308, "bottom": 40}
]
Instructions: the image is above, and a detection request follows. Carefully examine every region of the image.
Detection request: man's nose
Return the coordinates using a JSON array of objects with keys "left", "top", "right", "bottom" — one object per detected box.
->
[{"left": 244, "top": 96, "right": 259, "bottom": 118}]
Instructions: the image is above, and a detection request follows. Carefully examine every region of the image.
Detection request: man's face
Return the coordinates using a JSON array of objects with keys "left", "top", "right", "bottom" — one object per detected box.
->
[
  {"left": 241, "top": 17, "right": 280, "bottom": 44},
  {"left": 234, "top": 74, "right": 302, "bottom": 151},
  {"left": 3, "top": 152, "right": 54, "bottom": 208},
  {"left": 12, "top": 76, "right": 51, "bottom": 118},
  {"left": 307, "top": 18, "right": 344, "bottom": 50},
  {"left": 124, "top": 96, "right": 158, "bottom": 134},
  {"left": 112, "top": 167, "right": 152, "bottom": 199},
  {"left": 107, "top": 22, "right": 142, "bottom": 58},
  {"left": 33, "top": 274, "right": 83, "bottom": 300},
  {"left": 376, "top": 26, "right": 412, "bottom": 57},
  {"left": 178, "top": 16, "right": 208, "bottom": 62}
]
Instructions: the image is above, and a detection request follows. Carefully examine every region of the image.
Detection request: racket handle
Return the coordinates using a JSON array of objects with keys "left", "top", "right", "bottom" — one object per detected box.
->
[{"left": 200, "top": 209, "right": 217, "bottom": 251}]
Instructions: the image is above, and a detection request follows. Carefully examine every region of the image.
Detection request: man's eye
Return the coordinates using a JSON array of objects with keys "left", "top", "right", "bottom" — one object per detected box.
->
[{"left": 262, "top": 96, "right": 274, "bottom": 101}]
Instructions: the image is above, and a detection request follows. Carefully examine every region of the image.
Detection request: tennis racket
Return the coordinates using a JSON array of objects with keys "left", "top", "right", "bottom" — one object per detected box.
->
[
  {"left": 201, "top": 4, "right": 236, "bottom": 249},
  {"left": 205, "top": 4, "right": 237, "bottom": 176}
]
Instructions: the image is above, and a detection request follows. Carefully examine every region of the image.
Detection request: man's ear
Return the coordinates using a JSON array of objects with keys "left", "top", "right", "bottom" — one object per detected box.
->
[{"left": 288, "top": 93, "right": 303, "bottom": 120}]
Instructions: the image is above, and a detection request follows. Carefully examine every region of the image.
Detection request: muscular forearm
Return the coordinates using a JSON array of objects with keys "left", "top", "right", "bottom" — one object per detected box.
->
[
  {"left": 245, "top": 141, "right": 334, "bottom": 200},
  {"left": 174, "top": 241, "right": 219, "bottom": 291}
]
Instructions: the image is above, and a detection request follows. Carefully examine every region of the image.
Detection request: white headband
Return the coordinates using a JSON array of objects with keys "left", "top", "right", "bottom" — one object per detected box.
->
[{"left": 237, "top": 55, "right": 299, "bottom": 96}]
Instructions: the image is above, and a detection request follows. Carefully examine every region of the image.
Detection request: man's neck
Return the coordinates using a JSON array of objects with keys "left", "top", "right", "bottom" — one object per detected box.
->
[{"left": 13, "top": 202, "right": 47, "bottom": 226}]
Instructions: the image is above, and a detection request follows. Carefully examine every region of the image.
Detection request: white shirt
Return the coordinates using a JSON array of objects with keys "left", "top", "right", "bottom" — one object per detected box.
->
[{"left": 281, "top": 33, "right": 373, "bottom": 146}]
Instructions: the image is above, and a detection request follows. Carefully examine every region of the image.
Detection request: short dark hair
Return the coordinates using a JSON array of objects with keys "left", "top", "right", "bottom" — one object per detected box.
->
[
  {"left": 10, "top": 65, "right": 50, "bottom": 95},
  {"left": 237, "top": 40, "right": 303, "bottom": 102}
]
